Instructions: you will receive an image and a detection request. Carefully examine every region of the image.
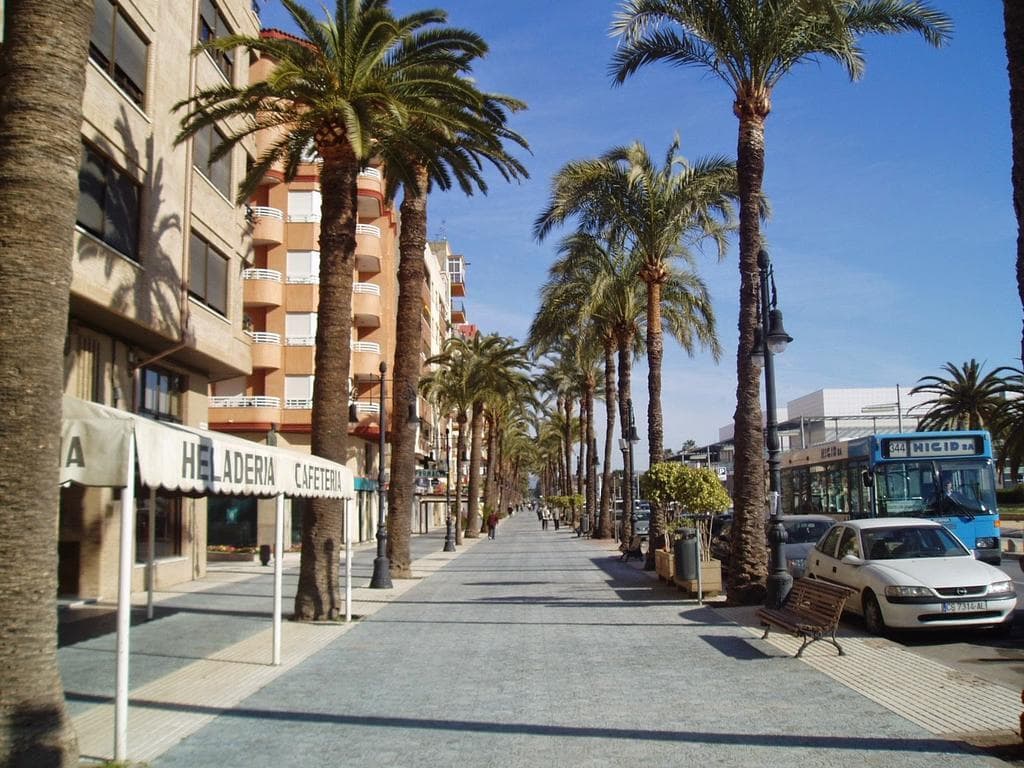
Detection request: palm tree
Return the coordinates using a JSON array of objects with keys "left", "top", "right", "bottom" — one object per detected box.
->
[
  {"left": 175, "top": 0, "right": 486, "bottom": 619},
  {"left": 910, "top": 360, "right": 1007, "bottom": 431},
  {"left": 993, "top": 368, "right": 1024, "bottom": 479},
  {"left": 0, "top": 2, "right": 92, "bottom": 763},
  {"left": 611, "top": 0, "right": 951, "bottom": 603},
  {"left": 1005, "top": 0, "right": 1024, "bottom": 363},
  {"left": 535, "top": 138, "right": 732, "bottom": 566},
  {"left": 382, "top": 88, "right": 528, "bottom": 578}
]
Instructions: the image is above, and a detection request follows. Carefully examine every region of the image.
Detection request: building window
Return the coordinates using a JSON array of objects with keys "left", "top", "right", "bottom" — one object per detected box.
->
[
  {"left": 89, "top": 0, "right": 148, "bottom": 107},
  {"left": 189, "top": 231, "right": 229, "bottom": 315},
  {"left": 77, "top": 141, "right": 141, "bottom": 260},
  {"left": 199, "top": 0, "right": 235, "bottom": 81},
  {"left": 72, "top": 334, "right": 103, "bottom": 403},
  {"left": 135, "top": 492, "right": 182, "bottom": 561},
  {"left": 287, "top": 190, "right": 321, "bottom": 222},
  {"left": 139, "top": 366, "right": 185, "bottom": 423},
  {"left": 285, "top": 313, "right": 317, "bottom": 346},
  {"left": 285, "top": 375, "right": 314, "bottom": 409},
  {"left": 193, "top": 124, "right": 233, "bottom": 199},
  {"left": 286, "top": 250, "right": 320, "bottom": 284}
]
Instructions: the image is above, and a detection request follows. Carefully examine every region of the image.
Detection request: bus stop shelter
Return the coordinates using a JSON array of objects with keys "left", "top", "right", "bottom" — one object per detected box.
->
[{"left": 59, "top": 396, "right": 355, "bottom": 761}]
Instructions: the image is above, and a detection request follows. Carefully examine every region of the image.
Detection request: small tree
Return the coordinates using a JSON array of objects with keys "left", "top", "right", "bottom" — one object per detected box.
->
[{"left": 642, "top": 463, "right": 731, "bottom": 556}]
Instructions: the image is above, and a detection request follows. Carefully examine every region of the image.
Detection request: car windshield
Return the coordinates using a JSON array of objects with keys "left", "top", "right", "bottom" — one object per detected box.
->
[
  {"left": 782, "top": 519, "right": 831, "bottom": 544},
  {"left": 861, "top": 526, "right": 970, "bottom": 560}
]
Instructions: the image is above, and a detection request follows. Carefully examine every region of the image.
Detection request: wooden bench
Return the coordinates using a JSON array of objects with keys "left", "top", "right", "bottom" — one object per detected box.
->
[{"left": 756, "top": 577, "right": 854, "bottom": 658}]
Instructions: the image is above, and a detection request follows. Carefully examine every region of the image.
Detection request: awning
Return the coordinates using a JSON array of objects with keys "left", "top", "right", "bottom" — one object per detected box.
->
[
  {"left": 61, "top": 396, "right": 352, "bottom": 498},
  {"left": 59, "top": 396, "right": 356, "bottom": 761}
]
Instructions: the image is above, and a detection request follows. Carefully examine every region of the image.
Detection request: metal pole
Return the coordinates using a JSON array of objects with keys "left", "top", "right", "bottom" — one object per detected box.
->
[
  {"left": 114, "top": 432, "right": 136, "bottom": 762},
  {"left": 370, "top": 361, "right": 392, "bottom": 589},
  {"left": 443, "top": 426, "right": 456, "bottom": 551},
  {"left": 760, "top": 249, "right": 792, "bottom": 609},
  {"left": 272, "top": 493, "right": 284, "bottom": 665}
]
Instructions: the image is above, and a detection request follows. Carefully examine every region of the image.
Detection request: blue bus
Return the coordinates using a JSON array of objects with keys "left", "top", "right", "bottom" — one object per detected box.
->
[{"left": 779, "top": 431, "right": 1001, "bottom": 564}]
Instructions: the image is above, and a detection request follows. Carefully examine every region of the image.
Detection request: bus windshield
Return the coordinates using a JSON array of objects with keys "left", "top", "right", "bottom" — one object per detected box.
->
[{"left": 874, "top": 460, "right": 996, "bottom": 518}]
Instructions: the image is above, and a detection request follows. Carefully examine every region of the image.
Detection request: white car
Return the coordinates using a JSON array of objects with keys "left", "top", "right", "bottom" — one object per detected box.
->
[{"left": 804, "top": 518, "right": 1016, "bottom": 635}]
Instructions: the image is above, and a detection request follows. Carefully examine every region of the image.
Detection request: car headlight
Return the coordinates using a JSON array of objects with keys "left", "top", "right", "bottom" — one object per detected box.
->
[
  {"left": 884, "top": 585, "right": 934, "bottom": 599},
  {"left": 975, "top": 537, "right": 998, "bottom": 549},
  {"left": 987, "top": 580, "right": 1015, "bottom": 596},
  {"left": 787, "top": 557, "right": 806, "bottom": 572}
]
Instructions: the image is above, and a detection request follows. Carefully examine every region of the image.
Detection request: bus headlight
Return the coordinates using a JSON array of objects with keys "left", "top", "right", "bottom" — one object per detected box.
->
[
  {"left": 987, "top": 580, "right": 1014, "bottom": 596},
  {"left": 885, "top": 585, "right": 933, "bottom": 599},
  {"left": 975, "top": 537, "right": 998, "bottom": 549}
]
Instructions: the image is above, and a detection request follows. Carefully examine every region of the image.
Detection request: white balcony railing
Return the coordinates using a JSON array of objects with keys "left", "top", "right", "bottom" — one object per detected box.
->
[
  {"left": 351, "top": 341, "right": 381, "bottom": 354},
  {"left": 359, "top": 167, "right": 382, "bottom": 181},
  {"left": 288, "top": 213, "right": 321, "bottom": 223},
  {"left": 210, "top": 395, "right": 281, "bottom": 409},
  {"left": 286, "top": 273, "right": 319, "bottom": 285},
  {"left": 352, "top": 401, "right": 380, "bottom": 415},
  {"left": 248, "top": 205, "right": 283, "bottom": 220},
  {"left": 245, "top": 331, "right": 281, "bottom": 344},
  {"left": 352, "top": 282, "right": 381, "bottom": 295},
  {"left": 286, "top": 335, "right": 316, "bottom": 347},
  {"left": 356, "top": 223, "right": 381, "bottom": 238},
  {"left": 285, "top": 398, "right": 313, "bottom": 410},
  {"left": 242, "top": 268, "right": 282, "bottom": 282}
]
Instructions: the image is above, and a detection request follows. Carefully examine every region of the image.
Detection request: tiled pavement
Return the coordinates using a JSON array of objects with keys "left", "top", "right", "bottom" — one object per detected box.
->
[{"left": 61, "top": 514, "right": 1022, "bottom": 767}]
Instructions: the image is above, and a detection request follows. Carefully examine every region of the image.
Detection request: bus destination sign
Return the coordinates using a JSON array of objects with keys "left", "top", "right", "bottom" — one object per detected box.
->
[{"left": 881, "top": 437, "right": 983, "bottom": 459}]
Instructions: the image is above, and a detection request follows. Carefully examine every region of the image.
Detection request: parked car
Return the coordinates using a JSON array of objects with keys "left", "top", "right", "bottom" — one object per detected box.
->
[
  {"left": 804, "top": 518, "right": 1017, "bottom": 635},
  {"left": 711, "top": 514, "right": 832, "bottom": 578},
  {"left": 615, "top": 499, "right": 651, "bottom": 539}
]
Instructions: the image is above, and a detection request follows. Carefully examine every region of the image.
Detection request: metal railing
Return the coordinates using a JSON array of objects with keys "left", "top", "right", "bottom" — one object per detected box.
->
[
  {"left": 242, "top": 268, "right": 282, "bottom": 282},
  {"left": 287, "top": 213, "right": 320, "bottom": 223},
  {"left": 210, "top": 395, "right": 280, "bottom": 409},
  {"left": 286, "top": 273, "right": 319, "bottom": 284},
  {"left": 285, "top": 398, "right": 313, "bottom": 410},
  {"left": 351, "top": 341, "right": 381, "bottom": 354},
  {"left": 248, "top": 205, "right": 283, "bottom": 220},
  {"left": 285, "top": 335, "right": 316, "bottom": 346},
  {"left": 353, "top": 282, "right": 381, "bottom": 295},
  {"left": 352, "top": 401, "right": 380, "bottom": 415},
  {"left": 359, "top": 167, "right": 382, "bottom": 181},
  {"left": 356, "top": 223, "right": 381, "bottom": 238},
  {"left": 245, "top": 331, "right": 281, "bottom": 344}
]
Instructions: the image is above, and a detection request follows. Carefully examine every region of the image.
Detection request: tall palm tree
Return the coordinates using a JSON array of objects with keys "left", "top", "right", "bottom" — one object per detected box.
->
[
  {"left": 1005, "top": 0, "right": 1024, "bottom": 363},
  {"left": 0, "top": 2, "right": 92, "bottom": 764},
  {"left": 535, "top": 137, "right": 732, "bottom": 566},
  {"left": 910, "top": 360, "right": 1007, "bottom": 431},
  {"left": 175, "top": 0, "right": 486, "bottom": 619},
  {"left": 612, "top": 0, "right": 951, "bottom": 603},
  {"left": 993, "top": 368, "right": 1024, "bottom": 479},
  {"left": 381, "top": 87, "right": 528, "bottom": 577}
]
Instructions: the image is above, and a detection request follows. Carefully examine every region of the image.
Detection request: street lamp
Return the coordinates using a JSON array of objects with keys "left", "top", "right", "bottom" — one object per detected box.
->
[
  {"left": 755, "top": 248, "right": 794, "bottom": 608},
  {"left": 442, "top": 426, "right": 456, "bottom": 552},
  {"left": 623, "top": 398, "right": 640, "bottom": 542},
  {"left": 369, "top": 361, "right": 392, "bottom": 589}
]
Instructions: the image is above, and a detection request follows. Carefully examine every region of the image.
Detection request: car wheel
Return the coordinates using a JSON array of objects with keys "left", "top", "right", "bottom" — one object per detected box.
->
[{"left": 863, "top": 592, "right": 887, "bottom": 636}]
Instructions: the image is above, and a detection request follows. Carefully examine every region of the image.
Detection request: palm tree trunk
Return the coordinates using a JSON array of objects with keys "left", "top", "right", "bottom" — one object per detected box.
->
[
  {"left": 585, "top": 382, "right": 597, "bottom": 533},
  {"left": 1006, "top": 0, "right": 1024, "bottom": 363},
  {"left": 616, "top": 329, "right": 635, "bottom": 543},
  {"left": 730, "top": 108, "right": 769, "bottom": 605},
  {"left": 598, "top": 337, "right": 617, "bottom": 539},
  {"left": 484, "top": 414, "right": 498, "bottom": 512},
  {"left": 387, "top": 170, "right": 429, "bottom": 579},
  {"left": 562, "top": 396, "right": 573, "bottom": 496},
  {"left": 454, "top": 415, "right": 467, "bottom": 544},
  {"left": 645, "top": 276, "right": 664, "bottom": 570},
  {"left": 0, "top": 3, "right": 91, "bottom": 764},
  {"left": 466, "top": 401, "right": 485, "bottom": 536},
  {"left": 296, "top": 145, "right": 358, "bottom": 621}
]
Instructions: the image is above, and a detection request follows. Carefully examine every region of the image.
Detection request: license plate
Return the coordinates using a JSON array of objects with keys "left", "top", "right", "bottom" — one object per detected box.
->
[{"left": 941, "top": 601, "right": 987, "bottom": 613}]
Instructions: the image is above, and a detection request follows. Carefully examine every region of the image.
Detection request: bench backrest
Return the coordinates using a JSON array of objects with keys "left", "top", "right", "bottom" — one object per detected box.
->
[{"left": 783, "top": 578, "right": 853, "bottom": 627}]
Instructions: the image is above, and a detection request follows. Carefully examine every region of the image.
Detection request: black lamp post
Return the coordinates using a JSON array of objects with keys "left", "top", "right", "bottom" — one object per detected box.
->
[
  {"left": 442, "top": 426, "right": 456, "bottom": 552},
  {"left": 369, "top": 361, "right": 392, "bottom": 589},
  {"left": 753, "top": 248, "right": 794, "bottom": 608},
  {"left": 625, "top": 398, "right": 639, "bottom": 539}
]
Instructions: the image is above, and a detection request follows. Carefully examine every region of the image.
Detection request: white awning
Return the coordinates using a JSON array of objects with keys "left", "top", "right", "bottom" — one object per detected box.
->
[{"left": 60, "top": 396, "right": 353, "bottom": 499}]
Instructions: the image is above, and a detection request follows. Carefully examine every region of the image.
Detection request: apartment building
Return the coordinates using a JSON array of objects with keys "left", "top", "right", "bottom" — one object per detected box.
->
[{"left": 60, "top": 0, "right": 260, "bottom": 599}]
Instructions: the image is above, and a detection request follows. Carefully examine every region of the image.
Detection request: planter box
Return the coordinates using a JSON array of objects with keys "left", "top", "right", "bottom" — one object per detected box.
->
[
  {"left": 673, "top": 559, "right": 722, "bottom": 597},
  {"left": 654, "top": 549, "right": 675, "bottom": 582},
  {"left": 207, "top": 551, "right": 257, "bottom": 563}
]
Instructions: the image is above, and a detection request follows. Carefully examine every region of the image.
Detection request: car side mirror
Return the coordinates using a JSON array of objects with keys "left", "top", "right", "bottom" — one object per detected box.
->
[{"left": 841, "top": 554, "right": 863, "bottom": 566}]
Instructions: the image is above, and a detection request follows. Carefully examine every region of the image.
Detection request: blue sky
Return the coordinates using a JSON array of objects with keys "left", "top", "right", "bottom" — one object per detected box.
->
[{"left": 259, "top": 1, "right": 1017, "bottom": 459}]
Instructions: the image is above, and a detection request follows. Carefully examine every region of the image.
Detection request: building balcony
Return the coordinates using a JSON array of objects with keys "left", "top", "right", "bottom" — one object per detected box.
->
[
  {"left": 249, "top": 206, "right": 284, "bottom": 245},
  {"left": 242, "top": 268, "right": 283, "bottom": 307},
  {"left": 246, "top": 331, "right": 282, "bottom": 370},
  {"left": 355, "top": 223, "right": 382, "bottom": 273},
  {"left": 351, "top": 341, "right": 382, "bottom": 380},
  {"left": 357, "top": 168, "right": 384, "bottom": 219},
  {"left": 352, "top": 282, "right": 381, "bottom": 327},
  {"left": 451, "top": 301, "right": 466, "bottom": 323},
  {"left": 209, "top": 395, "right": 281, "bottom": 425},
  {"left": 253, "top": 124, "right": 288, "bottom": 185},
  {"left": 350, "top": 400, "right": 381, "bottom": 417},
  {"left": 449, "top": 272, "right": 466, "bottom": 298}
]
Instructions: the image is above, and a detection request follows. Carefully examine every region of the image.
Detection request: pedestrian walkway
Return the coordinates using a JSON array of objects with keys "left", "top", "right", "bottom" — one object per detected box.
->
[{"left": 61, "top": 513, "right": 1020, "bottom": 767}]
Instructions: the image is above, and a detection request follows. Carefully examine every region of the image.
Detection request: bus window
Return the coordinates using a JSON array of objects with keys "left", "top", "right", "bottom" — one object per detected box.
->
[{"left": 875, "top": 462, "right": 933, "bottom": 517}]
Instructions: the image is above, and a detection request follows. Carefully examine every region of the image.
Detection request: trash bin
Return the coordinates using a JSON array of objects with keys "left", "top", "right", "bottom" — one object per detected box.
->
[
  {"left": 259, "top": 544, "right": 271, "bottom": 566},
  {"left": 674, "top": 529, "right": 699, "bottom": 581}
]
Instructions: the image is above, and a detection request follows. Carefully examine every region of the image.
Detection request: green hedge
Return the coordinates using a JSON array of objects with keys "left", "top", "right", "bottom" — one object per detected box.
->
[{"left": 997, "top": 485, "right": 1024, "bottom": 505}]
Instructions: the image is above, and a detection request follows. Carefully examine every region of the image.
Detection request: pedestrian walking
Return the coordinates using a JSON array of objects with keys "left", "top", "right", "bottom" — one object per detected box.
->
[
  {"left": 487, "top": 510, "right": 499, "bottom": 539},
  {"left": 541, "top": 506, "right": 551, "bottom": 530}
]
